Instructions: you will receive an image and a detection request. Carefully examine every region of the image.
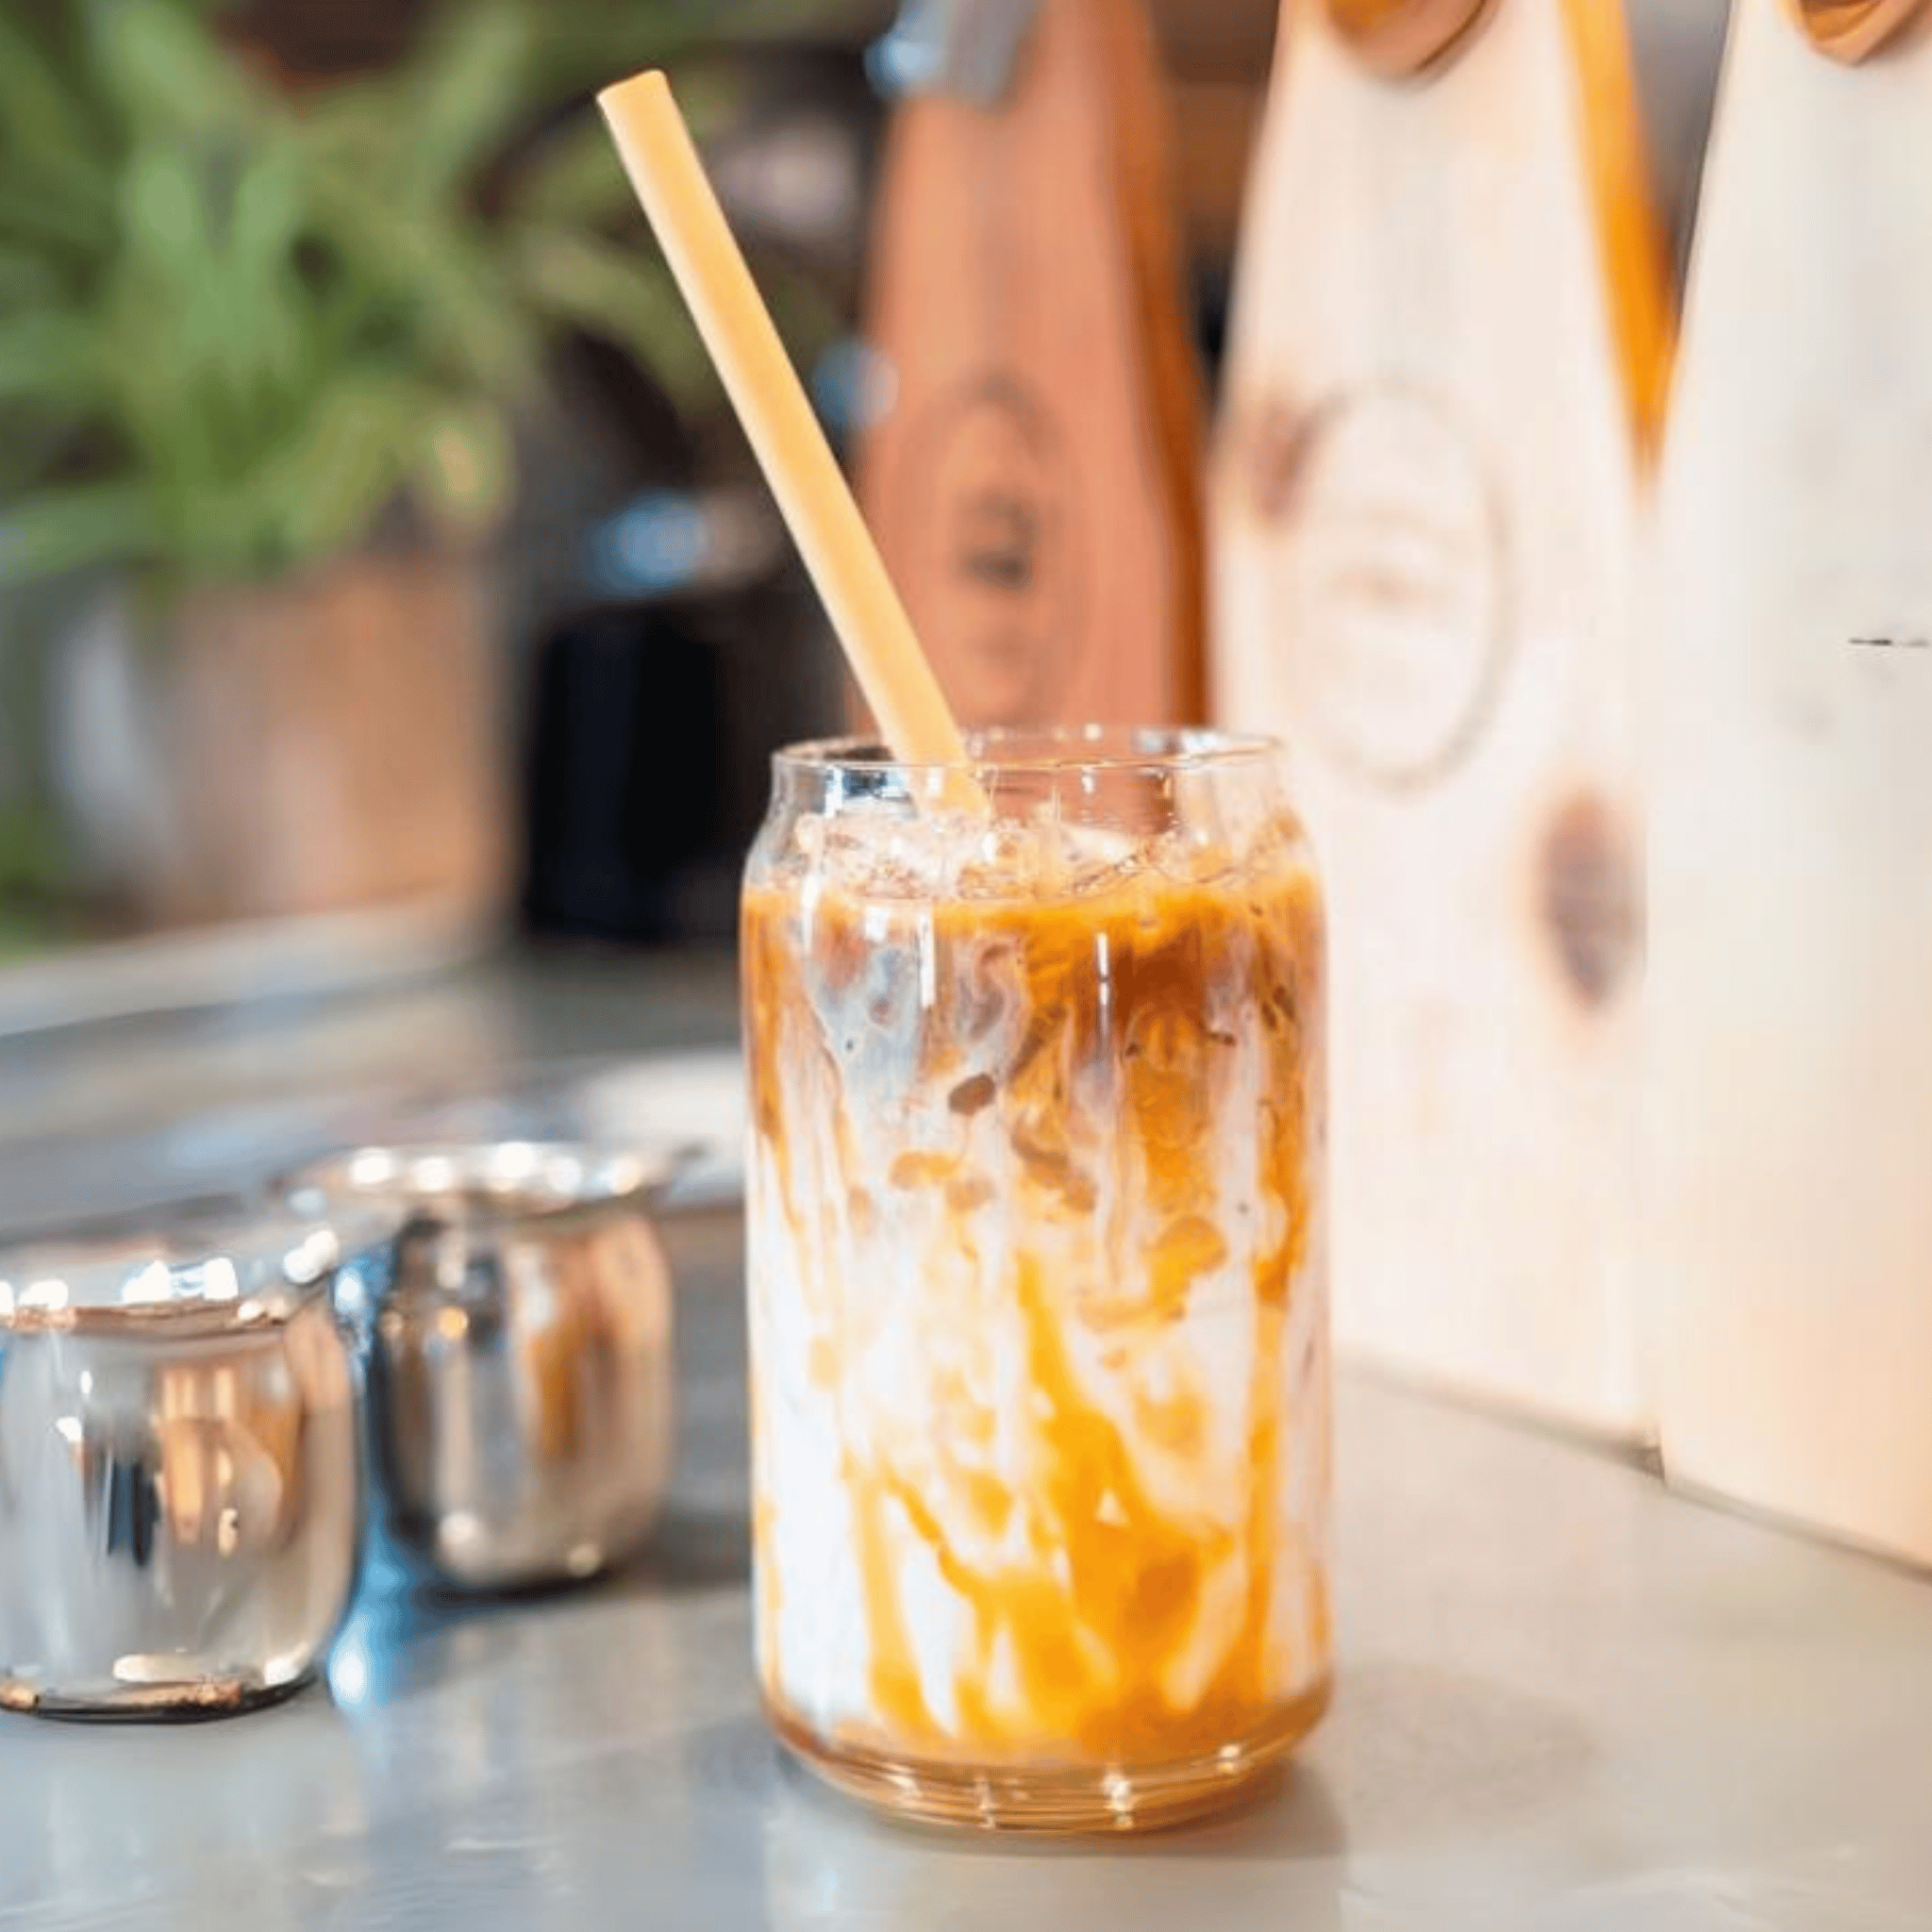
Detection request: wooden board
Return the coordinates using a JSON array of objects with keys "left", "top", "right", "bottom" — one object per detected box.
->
[
  {"left": 1210, "top": 0, "right": 1671, "bottom": 1437},
  {"left": 855, "top": 0, "right": 1205, "bottom": 731},
  {"left": 1646, "top": 0, "right": 1932, "bottom": 1564}
]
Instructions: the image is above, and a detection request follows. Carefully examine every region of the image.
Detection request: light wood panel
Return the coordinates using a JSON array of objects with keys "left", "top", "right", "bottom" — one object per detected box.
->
[
  {"left": 1647, "top": 0, "right": 1932, "bottom": 1564},
  {"left": 1211, "top": 0, "right": 1672, "bottom": 1437}
]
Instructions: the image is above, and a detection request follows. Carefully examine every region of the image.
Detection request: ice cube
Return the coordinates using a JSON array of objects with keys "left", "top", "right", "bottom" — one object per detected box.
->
[
  {"left": 1054, "top": 823, "right": 1145, "bottom": 898},
  {"left": 1152, "top": 828, "right": 1239, "bottom": 886},
  {"left": 955, "top": 819, "right": 1048, "bottom": 900}
]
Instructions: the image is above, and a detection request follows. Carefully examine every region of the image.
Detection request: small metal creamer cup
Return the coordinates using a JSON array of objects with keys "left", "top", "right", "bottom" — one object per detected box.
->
[
  {"left": 282, "top": 1141, "right": 684, "bottom": 1592},
  {"left": 0, "top": 1204, "right": 366, "bottom": 1719}
]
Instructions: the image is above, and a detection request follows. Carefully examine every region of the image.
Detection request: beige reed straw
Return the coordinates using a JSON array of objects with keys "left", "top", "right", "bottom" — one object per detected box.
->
[{"left": 598, "top": 72, "right": 975, "bottom": 789}]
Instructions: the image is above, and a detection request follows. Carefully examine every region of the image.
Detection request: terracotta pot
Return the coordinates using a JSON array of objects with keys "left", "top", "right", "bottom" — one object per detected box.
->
[{"left": 150, "top": 552, "right": 510, "bottom": 928}]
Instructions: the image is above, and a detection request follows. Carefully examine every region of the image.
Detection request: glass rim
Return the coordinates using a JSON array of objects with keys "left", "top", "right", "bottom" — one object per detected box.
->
[{"left": 772, "top": 724, "right": 1282, "bottom": 778}]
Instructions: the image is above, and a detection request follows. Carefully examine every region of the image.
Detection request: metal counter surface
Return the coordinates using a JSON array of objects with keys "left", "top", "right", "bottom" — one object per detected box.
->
[
  {"left": 5, "top": 1203, "right": 1930, "bottom": 1930},
  {"left": 1, "top": 954, "right": 1929, "bottom": 1929}
]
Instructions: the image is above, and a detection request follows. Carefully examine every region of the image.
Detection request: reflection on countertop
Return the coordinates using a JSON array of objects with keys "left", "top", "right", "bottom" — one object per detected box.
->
[{"left": 0, "top": 941, "right": 741, "bottom": 1233}]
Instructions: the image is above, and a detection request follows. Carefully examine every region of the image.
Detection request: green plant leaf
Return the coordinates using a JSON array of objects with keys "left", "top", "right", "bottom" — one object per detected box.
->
[
  {"left": 0, "top": 803, "right": 72, "bottom": 898},
  {"left": 0, "top": 0, "right": 832, "bottom": 591},
  {"left": 81, "top": 0, "right": 258, "bottom": 142},
  {"left": 0, "top": 417, "right": 74, "bottom": 506},
  {"left": 410, "top": 398, "right": 513, "bottom": 540},
  {"left": 0, "top": 481, "right": 157, "bottom": 589},
  {"left": 507, "top": 118, "right": 634, "bottom": 229},
  {"left": 0, "top": 11, "right": 99, "bottom": 158},
  {"left": 304, "top": 162, "right": 538, "bottom": 395},
  {"left": 254, "top": 370, "right": 431, "bottom": 565},
  {"left": 0, "top": 10, "right": 116, "bottom": 244},
  {"left": 212, "top": 136, "right": 310, "bottom": 399},
  {"left": 508, "top": 227, "right": 713, "bottom": 403},
  {"left": 497, "top": 0, "right": 717, "bottom": 100},
  {"left": 0, "top": 312, "right": 103, "bottom": 420},
  {"left": 0, "top": 175, "right": 110, "bottom": 264},
  {"left": 765, "top": 270, "right": 843, "bottom": 368},
  {"left": 639, "top": 65, "right": 740, "bottom": 142},
  {"left": 296, "top": 77, "right": 407, "bottom": 184},
  {"left": 120, "top": 143, "right": 207, "bottom": 268},
  {"left": 102, "top": 145, "right": 233, "bottom": 492},
  {"left": 228, "top": 134, "right": 308, "bottom": 270},
  {"left": 394, "top": 0, "right": 529, "bottom": 208},
  {"left": 0, "top": 249, "right": 64, "bottom": 309}
]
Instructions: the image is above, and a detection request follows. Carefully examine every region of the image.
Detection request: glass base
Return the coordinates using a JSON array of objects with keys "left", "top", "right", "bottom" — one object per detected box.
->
[{"left": 769, "top": 1674, "right": 1332, "bottom": 1834}]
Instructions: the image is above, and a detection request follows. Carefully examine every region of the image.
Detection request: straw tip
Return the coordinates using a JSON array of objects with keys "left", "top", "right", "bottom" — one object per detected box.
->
[{"left": 595, "top": 68, "right": 673, "bottom": 117}]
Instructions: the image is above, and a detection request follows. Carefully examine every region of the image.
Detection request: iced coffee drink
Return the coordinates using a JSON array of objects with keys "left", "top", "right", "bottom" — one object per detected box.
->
[{"left": 741, "top": 728, "right": 1329, "bottom": 1830}]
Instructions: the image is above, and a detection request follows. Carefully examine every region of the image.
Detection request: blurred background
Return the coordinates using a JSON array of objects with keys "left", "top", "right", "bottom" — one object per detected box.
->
[{"left": 0, "top": 0, "right": 1725, "bottom": 1025}]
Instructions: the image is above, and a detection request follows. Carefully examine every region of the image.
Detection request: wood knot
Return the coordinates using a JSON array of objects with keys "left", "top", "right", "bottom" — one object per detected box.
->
[
  {"left": 1326, "top": 0, "right": 1501, "bottom": 77},
  {"left": 1237, "top": 395, "right": 1316, "bottom": 526},
  {"left": 1788, "top": 0, "right": 1926, "bottom": 66},
  {"left": 1539, "top": 791, "right": 1640, "bottom": 1008}
]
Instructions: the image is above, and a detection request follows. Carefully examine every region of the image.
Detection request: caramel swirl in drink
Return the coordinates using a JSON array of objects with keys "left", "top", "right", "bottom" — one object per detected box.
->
[{"left": 742, "top": 729, "right": 1330, "bottom": 1830}]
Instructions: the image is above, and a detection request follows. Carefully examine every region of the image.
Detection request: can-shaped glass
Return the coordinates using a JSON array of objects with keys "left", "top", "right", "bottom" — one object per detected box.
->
[{"left": 741, "top": 727, "right": 1331, "bottom": 1830}]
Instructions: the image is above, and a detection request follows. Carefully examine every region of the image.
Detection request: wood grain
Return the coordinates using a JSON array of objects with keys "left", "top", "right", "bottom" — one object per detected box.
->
[
  {"left": 1647, "top": 0, "right": 1932, "bottom": 1564},
  {"left": 855, "top": 0, "right": 1206, "bottom": 732},
  {"left": 1211, "top": 0, "right": 1673, "bottom": 1437}
]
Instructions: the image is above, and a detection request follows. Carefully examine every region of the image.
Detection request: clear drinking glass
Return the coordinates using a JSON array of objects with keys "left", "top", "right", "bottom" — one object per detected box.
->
[{"left": 741, "top": 726, "right": 1331, "bottom": 1830}]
